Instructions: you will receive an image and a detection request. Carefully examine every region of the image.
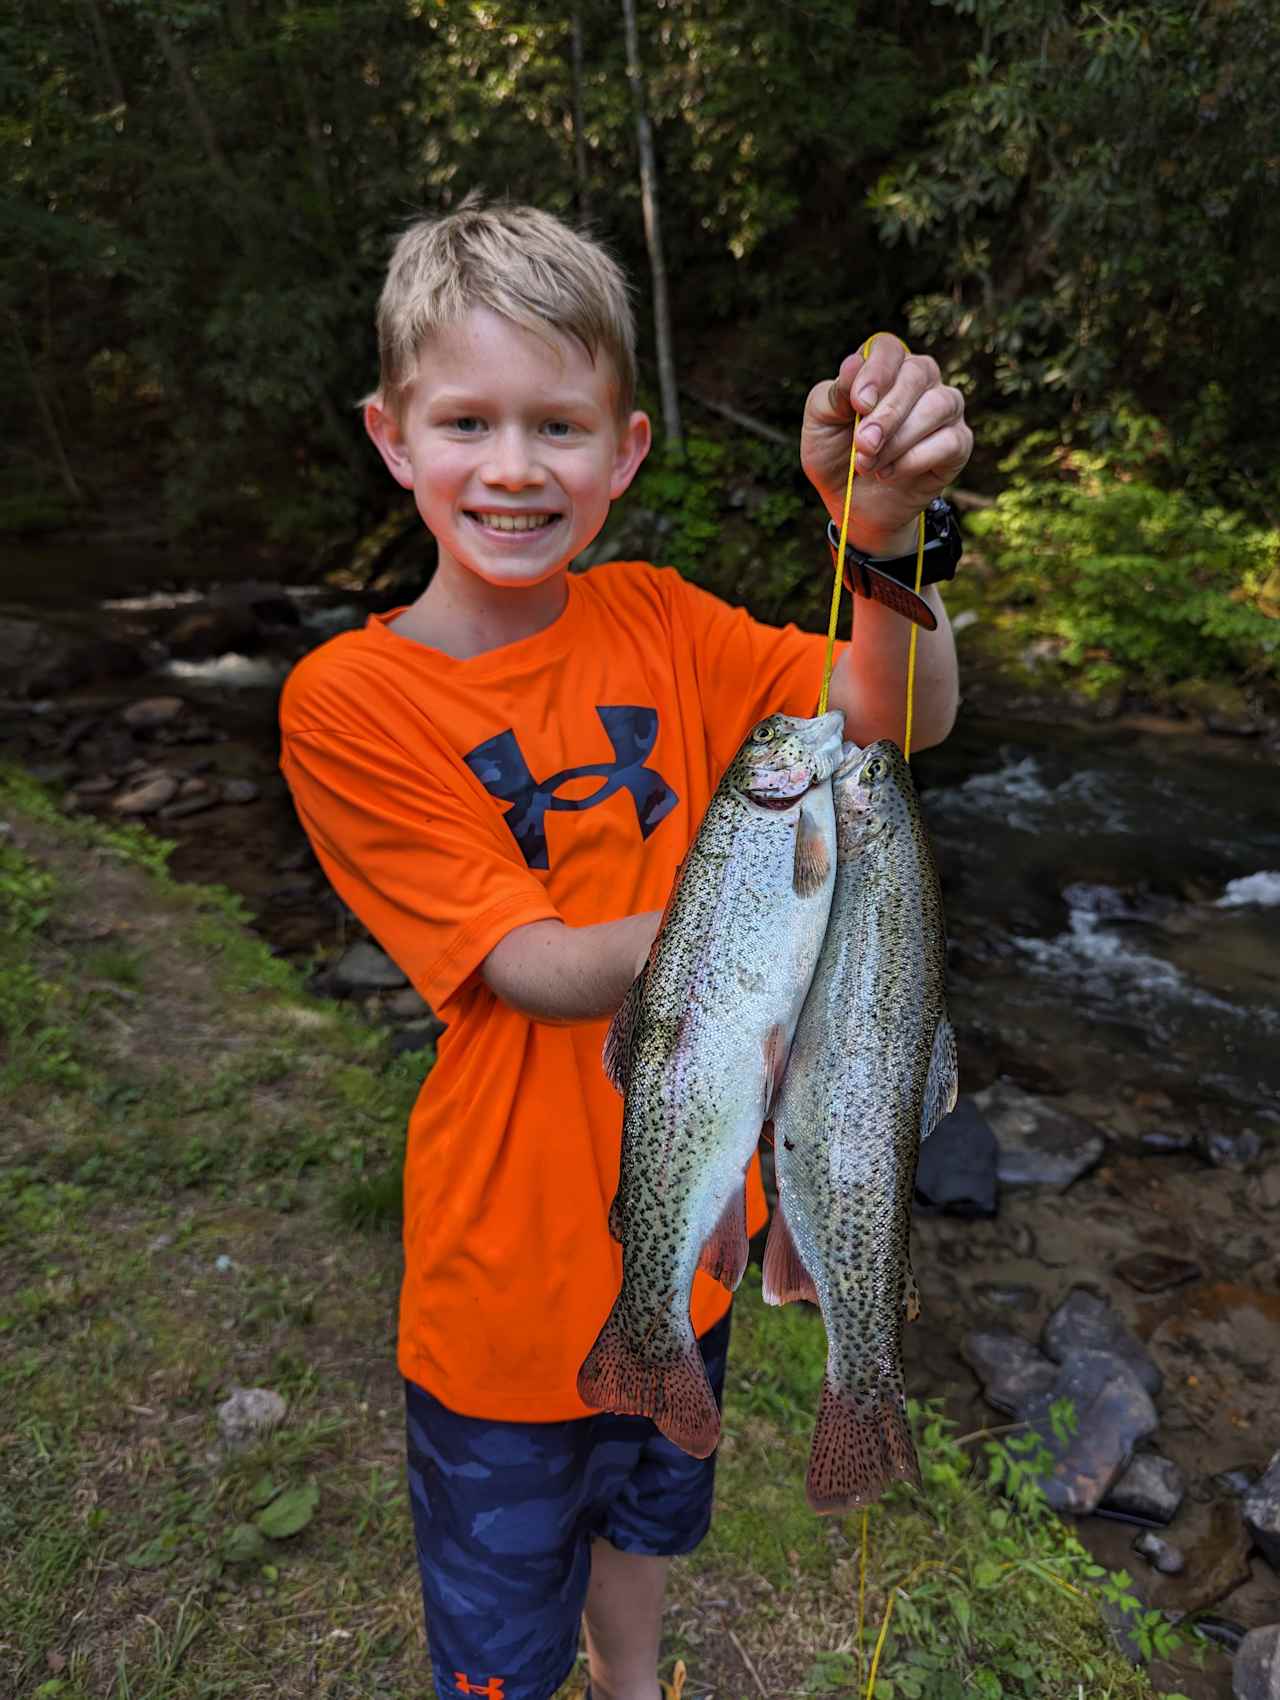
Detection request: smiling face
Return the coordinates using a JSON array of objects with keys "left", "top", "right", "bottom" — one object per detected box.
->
[{"left": 365, "top": 307, "right": 651, "bottom": 596}]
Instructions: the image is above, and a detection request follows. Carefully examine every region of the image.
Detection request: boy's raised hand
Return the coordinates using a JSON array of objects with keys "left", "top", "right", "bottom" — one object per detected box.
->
[{"left": 800, "top": 336, "right": 972, "bottom": 557}]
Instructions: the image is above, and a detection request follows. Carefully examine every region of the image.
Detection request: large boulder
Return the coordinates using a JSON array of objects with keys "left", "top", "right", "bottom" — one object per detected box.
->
[
  {"left": 1043, "top": 1286, "right": 1162, "bottom": 1397},
  {"left": 1233, "top": 1624, "right": 1280, "bottom": 1700},
  {"left": 1244, "top": 1451, "right": 1280, "bottom": 1570}
]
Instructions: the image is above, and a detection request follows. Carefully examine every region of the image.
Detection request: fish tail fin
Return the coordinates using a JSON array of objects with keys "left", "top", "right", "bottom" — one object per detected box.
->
[
  {"left": 577, "top": 1307, "right": 721, "bottom": 1459},
  {"left": 805, "top": 1377, "right": 921, "bottom": 1515}
]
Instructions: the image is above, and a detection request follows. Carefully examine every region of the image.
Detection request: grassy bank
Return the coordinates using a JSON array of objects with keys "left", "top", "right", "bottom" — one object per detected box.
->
[{"left": 1, "top": 770, "right": 1203, "bottom": 1699}]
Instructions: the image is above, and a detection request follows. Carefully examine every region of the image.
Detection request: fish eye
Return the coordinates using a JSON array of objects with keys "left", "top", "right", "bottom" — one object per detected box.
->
[
  {"left": 751, "top": 724, "right": 774, "bottom": 744},
  {"left": 864, "top": 756, "right": 887, "bottom": 780}
]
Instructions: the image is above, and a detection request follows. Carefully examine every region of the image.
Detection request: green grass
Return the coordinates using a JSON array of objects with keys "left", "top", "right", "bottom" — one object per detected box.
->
[{"left": 0, "top": 766, "right": 1207, "bottom": 1700}]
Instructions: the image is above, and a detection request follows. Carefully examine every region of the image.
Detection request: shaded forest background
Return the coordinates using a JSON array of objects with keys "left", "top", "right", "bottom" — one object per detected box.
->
[{"left": 5, "top": 0, "right": 1280, "bottom": 697}]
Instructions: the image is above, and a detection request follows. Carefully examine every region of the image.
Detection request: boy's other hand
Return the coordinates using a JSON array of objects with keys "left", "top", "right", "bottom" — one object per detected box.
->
[{"left": 800, "top": 336, "right": 972, "bottom": 559}]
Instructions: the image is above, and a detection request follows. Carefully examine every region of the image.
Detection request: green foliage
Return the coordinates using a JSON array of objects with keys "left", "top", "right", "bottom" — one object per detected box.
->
[{"left": 968, "top": 429, "right": 1280, "bottom": 693}]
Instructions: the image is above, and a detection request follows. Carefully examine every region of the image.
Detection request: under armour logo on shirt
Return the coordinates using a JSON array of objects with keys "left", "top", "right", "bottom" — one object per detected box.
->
[
  {"left": 454, "top": 1675, "right": 505, "bottom": 1699},
  {"left": 464, "top": 705, "right": 678, "bottom": 870}
]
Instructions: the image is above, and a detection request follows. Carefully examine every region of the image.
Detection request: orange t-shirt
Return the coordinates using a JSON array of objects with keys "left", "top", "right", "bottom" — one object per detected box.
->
[{"left": 279, "top": 560, "right": 832, "bottom": 1421}]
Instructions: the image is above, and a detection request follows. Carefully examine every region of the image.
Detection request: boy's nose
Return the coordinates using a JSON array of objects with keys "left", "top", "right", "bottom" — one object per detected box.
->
[{"left": 482, "top": 427, "right": 544, "bottom": 490}]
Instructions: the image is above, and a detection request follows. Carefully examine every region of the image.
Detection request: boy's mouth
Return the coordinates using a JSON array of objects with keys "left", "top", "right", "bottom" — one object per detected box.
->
[{"left": 467, "top": 511, "right": 560, "bottom": 533}]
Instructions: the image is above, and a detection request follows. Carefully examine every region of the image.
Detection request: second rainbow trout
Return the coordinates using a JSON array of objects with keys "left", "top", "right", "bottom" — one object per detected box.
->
[{"left": 766, "top": 738, "right": 957, "bottom": 1513}]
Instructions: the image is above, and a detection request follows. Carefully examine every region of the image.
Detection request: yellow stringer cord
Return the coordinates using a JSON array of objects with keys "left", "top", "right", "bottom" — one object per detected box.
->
[{"left": 815, "top": 336, "right": 928, "bottom": 760}]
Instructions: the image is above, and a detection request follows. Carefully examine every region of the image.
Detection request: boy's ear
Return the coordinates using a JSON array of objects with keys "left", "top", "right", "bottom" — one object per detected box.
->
[
  {"left": 365, "top": 398, "right": 415, "bottom": 490},
  {"left": 610, "top": 411, "right": 653, "bottom": 500}
]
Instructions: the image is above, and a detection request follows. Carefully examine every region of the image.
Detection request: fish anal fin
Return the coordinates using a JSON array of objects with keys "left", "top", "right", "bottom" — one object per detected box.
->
[
  {"left": 919, "top": 1016, "right": 959, "bottom": 1140},
  {"left": 763, "top": 1022, "right": 790, "bottom": 1120},
  {"left": 761, "top": 1199, "right": 819, "bottom": 1306},
  {"left": 805, "top": 1379, "right": 922, "bottom": 1515},
  {"left": 577, "top": 1307, "right": 721, "bottom": 1458},
  {"left": 603, "top": 967, "right": 647, "bottom": 1094},
  {"left": 697, "top": 1183, "right": 749, "bottom": 1291},
  {"left": 793, "top": 804, "right": 832, "bottom": 898}
]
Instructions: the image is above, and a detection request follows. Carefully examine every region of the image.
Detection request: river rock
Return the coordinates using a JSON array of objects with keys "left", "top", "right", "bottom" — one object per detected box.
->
[
  {"left": 389, "top": 1022, "right": 442, "bottom": 1057},
  {"left": 913, "top": 1095, "right": 998, "bottom": 1216},
  {"left": 1113, "top": 1251, "right": 1202, "bottom": 1294},
  {"left": 1150, "top": 1500, "right": 1255, "bottom": 1615},
  {"left": 73, "top": 773, "right": 118, "bottom": 796},
  {"left": 384, "top": 986, "right": 430, "bottom": 1020},
  {"left": 111, "top": 773, "right": 179, "bottom": 815},
  {"left": 1022, "top": 1350, "right": 1159, "bottom": 1514},
  {"left": 1139, "top": 1129, "right": 1196, "bottom": 1156},
  {"left": 1214, "top": 1467, "right": 1258, "bottom": 1498},
  {"left": 1043, "top": 1287, "right": 1162, "bottom": 1397},
  {"left": 1103, "top": 1452, "right": 1185, "bottom": 1523},
  {"left": 1254, "top": 1167, "right": 1280, "bottom": 1212},
  {"left": 961, "top": 1329, "right": 1058, "bottom": 1415},
  {"left": 158, "top": 793, "right": 220, "bottom": 820},
  {"left": 122, "top": 696, "right": 186, "bottom": 731},
  {"left": 1133, "top": 1530, "right": 1185, "bottom": 1575},
  {"left": 331, "top": 940, "right": 408, "bottom": 992},
  {"left": 1199, "top": 1127, "right": 1264, "bottom": 1169},
  {"left": 975, "top": 1081, "right": 1106, "bottom": 1189},
  {"left": 221, "top": 779, "right": 260, "bottom": 805},
  {"left": 216, "top": 1386, "right": 287, "bottom": 1451},
  {"left": 1233, "top": 1625, "right": 1280, "bottom": 1700},
  {"left": 1243, "top": 1450, "right": 1280, "bottom": 1569}
]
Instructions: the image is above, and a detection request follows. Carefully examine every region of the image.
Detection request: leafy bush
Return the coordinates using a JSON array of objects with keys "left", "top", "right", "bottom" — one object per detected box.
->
[{"left": 968, "top": 434, "right": 1280, "bottom": 695}]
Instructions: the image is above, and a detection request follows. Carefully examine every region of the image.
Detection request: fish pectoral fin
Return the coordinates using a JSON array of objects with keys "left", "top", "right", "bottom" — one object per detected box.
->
[
  {"left": 806, "top": 1379, "right": 921, "bottom": 1515},
  {"left": 763, "top": 1023, "right": 790, "bottom": 1120},
  {"left": 697, "top": 1182, "right": 750, "bottom": 1292},
  {"left": 603, "top": 966, "right": 647, "bottom": 1094},
  {"left": 577, "top": 1306, "right": 721, "bottom": 1459},
  {"left": 761, "top": 1198, "right": 819, "bottom": 1306},
  {"left": 919, "top": 1017, "right": 959, "bottom": 1141},
  {"left": 793, "top": 804, "right": 832, "bottom": 898}
]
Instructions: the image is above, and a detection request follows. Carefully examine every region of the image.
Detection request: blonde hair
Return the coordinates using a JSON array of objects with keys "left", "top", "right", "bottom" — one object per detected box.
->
[{"left": 370, "top": 198, "right": 637, "bottom": 418}]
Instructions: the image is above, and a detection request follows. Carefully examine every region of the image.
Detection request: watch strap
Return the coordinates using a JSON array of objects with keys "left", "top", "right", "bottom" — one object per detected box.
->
[{"left": 826, "top": 521, "right": 938, "bottom": 630}]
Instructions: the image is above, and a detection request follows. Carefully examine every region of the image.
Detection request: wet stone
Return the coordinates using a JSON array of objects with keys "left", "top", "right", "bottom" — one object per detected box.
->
[
  {"left": 1140, "top": 1130, "right": 1196, "bottom": 1156},
  {"left": 384, "top": 986, "right": 429, "bottom": 1021},
  {"left": 972, "top": 1282, "right": 1039, "bottom": 1313},
  {"left": 331, "top": 940, "right": 408, "bottom": 992},
  {"left": 221, "top": 778, "right": 260, "bottom": 805},
  {"left": 1254, "top": 1166, "right": 1280, "bottom": 1211},
  {"left": 1043, "top": 1286, "right": 1162, "bottom": 1398},
  {"left": 1133, "top": 1530, "right": 1185, "bottom": 1575},
  {"left": 961, "top": 1329, "right": 1058, "bottom": 1416},
  {"left": 1243, "top": 1450, "right": 1280, "bottom": 1570},
  {"left": 1232, "top": 1625, "right": 1280, "bottom": 1700},
  {"left": 1114, "top": 1251, "right": 1202, "bottom": 1294},
  {"left": 1213, "top": 1467, "right": 1258, "bottom": 1498},
  {"left": 1150, "top": 1500, "right": 1255, "bottom": 1616},
  {"left": 111, "top": 772, "right": 178, "bottom": 815},
  {"left": 976, "top": 1081, "right": 1106, "bottom": 1190},
  {"left": 388, "top": 1022, "right": 442, "bottom": 1057},
  {"left": 913, "top": 1095, "right": 998, "bottom": 1217},
  {"left": 1198, "top": 1127, "right": 1264, "bottom": 1169},
  {"left": 73, "top": 773, "right": 118, "bottom": 795},
  {"left": 1022, "top": 1350, "right": 1159, "bottom": 1515},
  {"left": 158, "top": 793, "right": 220, "bottom": 820},
  {"left": 122, "top": 695, "right": 185, "bottom": 730},
  {"left": 1103, "top": 1452, "right": 1185, "bottom": 1523}
]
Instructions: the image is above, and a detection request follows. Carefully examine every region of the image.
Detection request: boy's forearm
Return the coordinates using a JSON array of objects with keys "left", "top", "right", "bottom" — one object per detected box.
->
[
  {"left": 825, "top": 589, "right": 958, "bottom": 753},
  {"left": 481, "top": 911, "right": 662, "bottom": 1025}
]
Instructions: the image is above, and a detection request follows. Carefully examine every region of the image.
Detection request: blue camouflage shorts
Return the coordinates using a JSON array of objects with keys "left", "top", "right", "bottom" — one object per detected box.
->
[{"left": 404, "top": 1311, "right": 730, "bottom": 1700}]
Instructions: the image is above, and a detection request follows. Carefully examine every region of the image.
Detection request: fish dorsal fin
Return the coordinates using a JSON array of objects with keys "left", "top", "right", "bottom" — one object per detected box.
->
[
  {"left": 603, "top": 966, "right": 647, "bottom": 1095},
  {"left": 761, "top": 1197, "right": 819, "bottom": 1306},
  {"left": 793, "top": 804, "right": 832, "bottom": 898},
  {"left": 697, "top": 1180, "right": 750, "bottom": 1292},
  {"left": 919, "top": 1017, "right": 958, "bottom": 1141}
]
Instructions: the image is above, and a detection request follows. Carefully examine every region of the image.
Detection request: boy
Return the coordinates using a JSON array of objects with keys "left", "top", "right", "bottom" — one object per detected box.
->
[{"left": 279, "top": 200, "right": 972, "bottom": 1700}]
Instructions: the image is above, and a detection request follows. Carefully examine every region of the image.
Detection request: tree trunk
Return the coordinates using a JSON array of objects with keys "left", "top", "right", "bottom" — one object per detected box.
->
[
  {"left": 9, "top": 313, "right": 85, "bottom": 506},
  {"left": 569, "top": 8, "right": 591, "bottom": 222},
  {"left": 620, "top": 0, "right": 682, "bottom": 453},
  {"left": 151, "top": 17, "right": 238, "bottom": 192},
  {"left": 79, "top": 0, "right": 126, "bottom": 109}
]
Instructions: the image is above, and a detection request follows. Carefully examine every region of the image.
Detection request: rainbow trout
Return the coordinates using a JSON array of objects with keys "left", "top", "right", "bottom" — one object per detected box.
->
[
  {"left": 578, "top": 710, "right": 845, "bottom": 1458},
  {"left": 766, "top": 739, "right": 957, "bottom": 1513}
]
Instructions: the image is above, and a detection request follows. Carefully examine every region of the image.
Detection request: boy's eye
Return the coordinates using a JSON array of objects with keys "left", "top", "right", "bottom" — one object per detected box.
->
[
  {"left": 543, "top": 420, "right": 578, "bottom": 438},
  {"left": 450, "top": 416, "right": 485, "bottom": 434}
]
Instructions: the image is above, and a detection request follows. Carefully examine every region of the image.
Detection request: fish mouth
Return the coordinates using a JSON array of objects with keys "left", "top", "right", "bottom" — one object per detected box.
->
[{"left": 746, "top": 772, "right": 829, "bottom": 811}]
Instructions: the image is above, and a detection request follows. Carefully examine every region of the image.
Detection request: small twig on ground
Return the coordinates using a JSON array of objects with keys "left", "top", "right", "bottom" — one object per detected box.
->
[
  {"left": 954, "top": 1419, "right": 1031, "bottom": 1446},
  {"left": 727, "top": 1628, "right": 769, "bottom": 1700}
]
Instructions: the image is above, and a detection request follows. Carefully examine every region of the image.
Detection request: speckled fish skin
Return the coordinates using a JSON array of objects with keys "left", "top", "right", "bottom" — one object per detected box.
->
[
  {"left": 766, "top": 738, "right": 957, "bottom": 1514},
  {"left": 578, "top": 709, "right": 845, "bottom": 1458}
]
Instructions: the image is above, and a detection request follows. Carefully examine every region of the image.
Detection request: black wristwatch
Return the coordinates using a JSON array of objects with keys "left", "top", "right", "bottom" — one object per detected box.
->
[{"left": 826, "top": 497, "right": 963, "bottom": 630}]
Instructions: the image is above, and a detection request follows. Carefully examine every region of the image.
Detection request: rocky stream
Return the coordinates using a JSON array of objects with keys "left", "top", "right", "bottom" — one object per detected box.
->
[{"left": 3, "top": 551, "right": 1279, "bottom": 1697}]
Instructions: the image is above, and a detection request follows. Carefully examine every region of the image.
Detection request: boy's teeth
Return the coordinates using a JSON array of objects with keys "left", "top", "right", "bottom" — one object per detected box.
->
[{"left": 474, "top": 512, "right": 555, "bottom": 532}]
